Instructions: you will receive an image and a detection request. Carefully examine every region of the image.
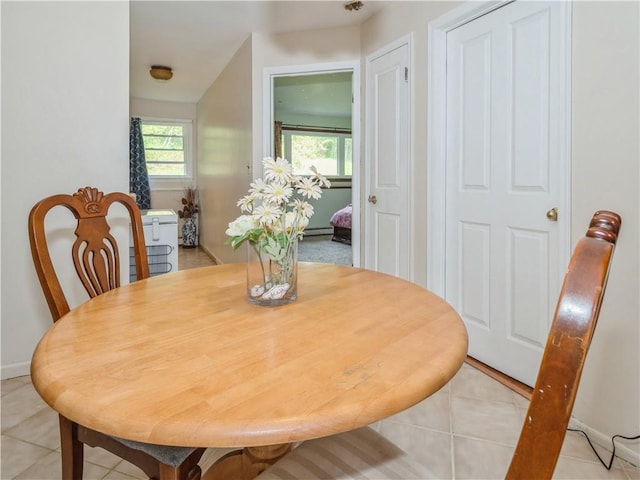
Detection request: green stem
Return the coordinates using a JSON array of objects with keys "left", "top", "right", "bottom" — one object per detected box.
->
[{"left": 252, "top": 243, "right": 268, "bottom": 286}]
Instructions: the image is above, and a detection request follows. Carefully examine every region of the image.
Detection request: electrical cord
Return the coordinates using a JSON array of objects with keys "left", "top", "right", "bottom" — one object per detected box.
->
[{"left": 567, "top": 428, "right": 640, "bottom": 470}]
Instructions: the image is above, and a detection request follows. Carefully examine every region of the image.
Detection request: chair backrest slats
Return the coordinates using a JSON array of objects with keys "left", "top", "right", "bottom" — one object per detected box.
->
[
  {"left": 506, "top": 210, "right": 621, "bottom": 479},
  {"left": 29, "top": 187, "right": 150, "bottom": 322}
]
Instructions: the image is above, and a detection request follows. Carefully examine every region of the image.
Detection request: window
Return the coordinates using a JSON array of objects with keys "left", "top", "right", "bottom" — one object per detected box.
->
[
  {"left": 282, "top": 129, "right": 352, "bottom": 178},
  {"left": 141, "top": 119, "right": 193, "bottom": 179}
]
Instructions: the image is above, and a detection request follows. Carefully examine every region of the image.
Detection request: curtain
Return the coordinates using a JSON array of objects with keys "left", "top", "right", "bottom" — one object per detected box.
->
[
  {"left": 274, "top": 121, "right": 283, "bottom": 159},
  {"left": 129, "top": 117, "right": 151, "bottom": 210}
]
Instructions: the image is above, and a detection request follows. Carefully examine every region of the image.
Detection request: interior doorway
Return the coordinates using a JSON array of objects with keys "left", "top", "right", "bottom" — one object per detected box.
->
[{"left": 264, "top": 61, "right": 361, "bottom": 266}]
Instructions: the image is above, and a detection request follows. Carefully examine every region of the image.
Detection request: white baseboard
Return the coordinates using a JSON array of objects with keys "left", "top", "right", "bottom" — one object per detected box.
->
[
  {"left": 569, "top": 417, "right": 640, "bottom": 467},
  {"left": 1, "top": 360, "right": 31, "bottom": 380},
  {"left": 303, "top": 228, "right": 333, "bottom": 236},
  {"left": 199, "top": 244, "right": 222, "bottom": 265}
]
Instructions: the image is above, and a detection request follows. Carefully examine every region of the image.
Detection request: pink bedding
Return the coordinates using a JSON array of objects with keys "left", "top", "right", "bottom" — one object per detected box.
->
[{"left": 330, "top": 204, "right": 352, "bottom": 229}]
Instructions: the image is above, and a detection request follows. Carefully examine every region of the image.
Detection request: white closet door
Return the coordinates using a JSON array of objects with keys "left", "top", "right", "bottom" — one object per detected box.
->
[{"left": 445, "top": 1, "right": 567, "bottom": 385}]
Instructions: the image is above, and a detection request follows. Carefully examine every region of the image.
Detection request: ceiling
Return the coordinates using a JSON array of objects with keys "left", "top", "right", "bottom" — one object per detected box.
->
[{"left": 130, "top": 1, "right": 391, "bottom": 104}]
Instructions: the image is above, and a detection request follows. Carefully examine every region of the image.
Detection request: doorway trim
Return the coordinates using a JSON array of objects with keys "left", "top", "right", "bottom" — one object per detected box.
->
[
  {"left": 263, "top": 60, "right": 361, "bottom": 266},
  {"left": 426, "top": 0, "right": 572, "bottom": 296}
]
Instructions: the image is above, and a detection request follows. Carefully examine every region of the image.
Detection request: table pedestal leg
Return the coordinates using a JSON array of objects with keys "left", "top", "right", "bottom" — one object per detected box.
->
[{"left": 203, "top": 443, "right": 292, "bottom": 480}]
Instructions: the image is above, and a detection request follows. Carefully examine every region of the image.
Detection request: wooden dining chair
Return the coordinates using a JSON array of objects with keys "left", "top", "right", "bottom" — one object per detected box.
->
[
  {"left": 256, "top": 210, "right": 622, "bottom": 480},
  {"left": 28, "top": 187, "right": 206, "bottom": 480}
]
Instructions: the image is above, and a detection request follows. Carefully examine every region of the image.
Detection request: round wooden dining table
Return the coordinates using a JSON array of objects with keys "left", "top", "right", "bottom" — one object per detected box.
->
[{"left": 31, "top": 263, "right": 468, "bottom": 479}]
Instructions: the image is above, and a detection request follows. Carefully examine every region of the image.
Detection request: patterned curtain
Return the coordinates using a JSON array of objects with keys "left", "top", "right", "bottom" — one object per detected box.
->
[
  {"left": 274, "top": 121, "right": 283, "bottom": 159},
  {"left": 129, "top": 117, "right": 151, "bottom": 210}
]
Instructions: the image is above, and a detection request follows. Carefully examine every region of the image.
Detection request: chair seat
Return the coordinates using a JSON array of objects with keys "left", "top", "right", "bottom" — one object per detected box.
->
[
  {"left": 256, "top": 426, "right": 428, "bottom": 480},
  {"left": 114, "top": 437, "right": 199, "bottom": 468}
]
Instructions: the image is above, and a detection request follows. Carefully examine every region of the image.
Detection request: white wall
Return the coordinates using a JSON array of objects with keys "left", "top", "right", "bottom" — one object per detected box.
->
[
  {"left": 361, "top": 0, "right": 640, "bottom": 463},
  {"left": 1, "top": 2, "right": 130, "bottom": 379}
]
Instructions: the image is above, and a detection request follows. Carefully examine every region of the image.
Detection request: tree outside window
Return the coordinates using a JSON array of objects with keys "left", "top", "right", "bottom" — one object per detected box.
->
[
  {"left": 282, "top": 130, "right": 352, "bottom": 178},
  {"left": 141, "top": 120, "right": 192, "bottom": 179}
]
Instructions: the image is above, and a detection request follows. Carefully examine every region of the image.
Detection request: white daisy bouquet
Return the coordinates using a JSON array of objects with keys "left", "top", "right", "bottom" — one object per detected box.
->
[{"left": 226, "top": 157, "right": 330, "bottom": 303}]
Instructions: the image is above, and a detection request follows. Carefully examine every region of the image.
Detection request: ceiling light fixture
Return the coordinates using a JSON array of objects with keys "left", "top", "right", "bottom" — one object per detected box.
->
[
  {"left": 149, "top": 65, "right": 173, "bottom": 81},
  {"left": 344, "top": 1, "right": 364, "bottom": 12}
]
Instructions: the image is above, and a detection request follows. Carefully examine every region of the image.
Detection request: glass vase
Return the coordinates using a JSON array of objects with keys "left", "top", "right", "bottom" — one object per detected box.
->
[{"left": 246, "top": 239, "right": 298, "bottom": 306}]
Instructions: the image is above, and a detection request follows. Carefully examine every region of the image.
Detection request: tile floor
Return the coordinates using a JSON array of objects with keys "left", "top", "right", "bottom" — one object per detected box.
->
[
  {"left": 3, "top": 363, "right": 638, "bottom": 479},
  {"left": 2, "top": 248, "right": 638, "bottom": 479}
]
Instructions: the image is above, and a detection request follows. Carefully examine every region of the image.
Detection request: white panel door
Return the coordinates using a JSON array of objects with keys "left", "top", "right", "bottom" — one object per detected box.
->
[
  {"left": 365, "top": 42, "right": 410, "bottom": 279},
  {"left": 445, "top": 1, "right": 566, "bottom": 385}
]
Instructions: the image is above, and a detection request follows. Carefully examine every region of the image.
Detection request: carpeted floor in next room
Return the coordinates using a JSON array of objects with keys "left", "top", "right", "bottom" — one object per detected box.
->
[
  {"left": 178, "top": 234, "right": 352, "bottom": 270},
  {"left": 297, "top": 234, "right": 352, "bottom": 266}
]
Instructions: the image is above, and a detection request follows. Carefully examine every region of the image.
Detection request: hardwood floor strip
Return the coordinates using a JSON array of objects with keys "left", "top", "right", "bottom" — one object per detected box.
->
[{"left": 465, "top": 356, "right": 532, "bottom": 400}]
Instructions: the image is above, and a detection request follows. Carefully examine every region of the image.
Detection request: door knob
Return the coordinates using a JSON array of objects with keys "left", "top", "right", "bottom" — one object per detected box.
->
[
  {"left": 546, "top": 207, "right": 558, "bottom": 222},
  {"left": 368, "top": 195, "right": 377, "bottom": 205}
]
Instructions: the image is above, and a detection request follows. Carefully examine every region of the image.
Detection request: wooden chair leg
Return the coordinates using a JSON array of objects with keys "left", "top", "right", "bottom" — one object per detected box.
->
[{"left": 59, "top": 415, "right": 83, "bottom": 480}]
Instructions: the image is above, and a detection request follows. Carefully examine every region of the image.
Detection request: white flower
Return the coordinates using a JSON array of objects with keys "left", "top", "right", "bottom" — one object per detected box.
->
[
  {"left": 310, "top": 165, "right": 331, "bottom": 188},
  {"left": 236, "top": 194, "right": 254, "bottom": 213},
  {"left": 290, "top": 212, "right": 309, "bottom": 231},
  {"left": 249, "top": 178, "right": 268, "bottom": 196},
  {"left": 274, "top": 211, "right": 309, "bottom": 235},
  {"left": 225, "top": 215, "right": 257, "bottom": 237},
  {"left": 263, "top": 157, "right": 293, "bottom": 184},
  {"left": 254, "top": 204, "right": 282, "bottom": 226},
  {"left": 264, "top": 182, "right": 293, "bottom": 204},
  {"left": 296, "top": 177, "right": 323, "bottom": 200},
  {"left": 291, "top": 198, "right": 314, "bottom": 218},
  {"left": 226, "top": 157, "right": 330, "bottom": 264}
]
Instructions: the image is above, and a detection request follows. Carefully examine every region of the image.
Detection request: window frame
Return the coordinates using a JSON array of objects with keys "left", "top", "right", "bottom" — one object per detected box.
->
[
  {"left": 282, "top": 127, "right": 352, "bottom": 179},
  {"left": 140, "top": 117, "right": 194, "bottom": 185}
]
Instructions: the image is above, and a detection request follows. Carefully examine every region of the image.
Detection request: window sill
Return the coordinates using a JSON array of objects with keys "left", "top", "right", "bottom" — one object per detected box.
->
[{"left": 149, "top": 178, "right": 195, "bottom": 191}]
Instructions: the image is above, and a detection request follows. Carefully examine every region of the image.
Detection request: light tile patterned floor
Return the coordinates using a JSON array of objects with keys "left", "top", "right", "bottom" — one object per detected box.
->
[
  {"left": 3, "top": 248, "right": 638, "bottom": 479},
  {"left": 2, "top": 364, "right": 638, "bottom": 479}
]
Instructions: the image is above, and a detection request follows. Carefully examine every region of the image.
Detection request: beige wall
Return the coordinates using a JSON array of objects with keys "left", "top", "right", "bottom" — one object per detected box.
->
[
  {"left": 361, "top": 0, "right": 639, "bottom": 463},
  {"left": 1, "top": 2, "right": 130, "bottom": 378},
  {"left": 260, "top": 25, "right": 361, "bottom": 67},
  {"left": 197, "top": 36, "right": 254, "bottom": 264},
  {"left": 570, "top": 0, "right": 639, "bottom": 460}
]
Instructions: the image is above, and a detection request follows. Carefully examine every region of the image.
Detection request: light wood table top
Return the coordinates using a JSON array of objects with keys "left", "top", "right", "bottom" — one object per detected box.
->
[{"left": 31, "top": 263, "right": 467, "bottom": 474}]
